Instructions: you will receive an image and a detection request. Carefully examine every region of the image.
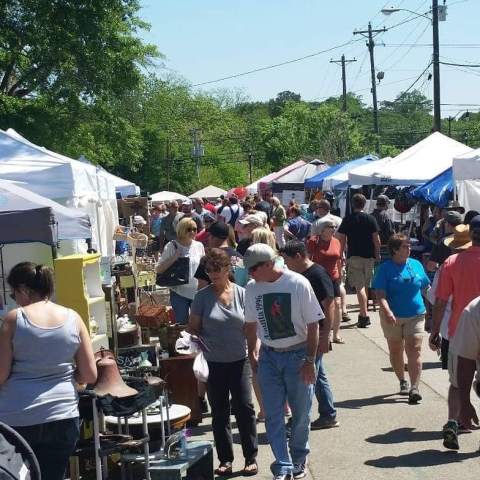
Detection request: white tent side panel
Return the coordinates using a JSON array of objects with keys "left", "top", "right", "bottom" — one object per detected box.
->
[
  {"left": 453, "top": 150, "right": 480, "bottom": 213},
  {"left": 457, "top": 180, "right": 480, "bottom": 212}
]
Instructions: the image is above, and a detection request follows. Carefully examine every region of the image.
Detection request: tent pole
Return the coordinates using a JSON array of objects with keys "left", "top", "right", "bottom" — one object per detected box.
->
[{"left": 0, "top": 245, "right": 6, "bottom": 306}]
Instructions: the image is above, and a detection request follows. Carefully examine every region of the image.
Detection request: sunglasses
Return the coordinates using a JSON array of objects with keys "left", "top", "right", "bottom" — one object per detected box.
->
[{"left": 187, "top": 228, "right": 197, "bottom": 233}]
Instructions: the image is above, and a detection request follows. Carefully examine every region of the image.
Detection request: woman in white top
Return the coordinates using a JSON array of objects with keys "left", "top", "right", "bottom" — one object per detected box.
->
[
  {"left": 0, "top": 262, "right": 97, "bottom": 480},
  {"left": 157, "top": 217, "right": 205, "bottom": 324}
]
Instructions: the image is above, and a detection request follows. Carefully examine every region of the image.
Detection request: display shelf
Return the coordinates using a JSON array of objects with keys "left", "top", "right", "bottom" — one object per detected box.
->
[{"left": 54, "top": 254, "right": 109, "bottom": 345}]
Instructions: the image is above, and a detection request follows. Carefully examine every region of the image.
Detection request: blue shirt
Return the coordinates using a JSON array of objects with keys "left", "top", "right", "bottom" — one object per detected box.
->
[{"left": 372, "top": 258, "right": 430, "bottom": 317}]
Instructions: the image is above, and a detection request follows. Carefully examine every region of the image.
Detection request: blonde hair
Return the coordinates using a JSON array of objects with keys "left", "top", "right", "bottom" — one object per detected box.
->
[
  {"left": 252, "top": 227, "right": 277, "bottom": 252},
  {"left": 176, "top": 217, "right": 197, "bottom": 241},
  {"left": 271, "top": 196, "right": 281, "bottom": 207}
]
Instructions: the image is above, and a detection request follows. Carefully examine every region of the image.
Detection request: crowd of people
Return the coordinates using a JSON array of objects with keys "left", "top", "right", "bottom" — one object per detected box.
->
[
  {"left": 1, "top": 188, "right": 480, "bottom": 480},
  {"left": 148, "top": 190, "right": 480, "bottom": 478}
]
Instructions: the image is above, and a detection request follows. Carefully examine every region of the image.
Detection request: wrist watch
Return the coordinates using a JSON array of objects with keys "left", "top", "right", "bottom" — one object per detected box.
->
[{"left": 305, "top": 355, "right": 315, "bottom": 364}]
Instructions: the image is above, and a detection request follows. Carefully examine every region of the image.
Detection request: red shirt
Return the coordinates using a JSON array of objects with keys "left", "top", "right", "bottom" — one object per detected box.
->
[
  {"left": 307, "top": 236, "right": 341, "bottom": 280},
  {"left": 204, "top": 203, "right": 216, "bottom": 213},
  {"left": 436, "top": 246, "right": 480, "bottom": 338}
]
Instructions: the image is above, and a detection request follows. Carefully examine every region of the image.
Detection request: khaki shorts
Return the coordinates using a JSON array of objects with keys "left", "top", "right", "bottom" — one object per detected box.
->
[
  {"left": 346, "top": 256, "right": 375, "bottom": 290},
  {"left": 380, "top": 313, "right": 425, "bottom": 340}
]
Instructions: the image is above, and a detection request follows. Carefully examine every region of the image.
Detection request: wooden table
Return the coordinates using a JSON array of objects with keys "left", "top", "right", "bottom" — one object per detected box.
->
[{"left": 159, "top": 354, "right": 202, "bottom": 425}]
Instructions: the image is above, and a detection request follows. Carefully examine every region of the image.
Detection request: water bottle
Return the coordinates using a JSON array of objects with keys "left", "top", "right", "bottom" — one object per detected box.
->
[{"left": 179, "top": 428, "right": 187, "bottom": 457}]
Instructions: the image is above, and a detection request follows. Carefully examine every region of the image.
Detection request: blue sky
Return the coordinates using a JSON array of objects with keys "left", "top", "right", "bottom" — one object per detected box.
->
[{"left": 140, "top": 1, "right": 480, "bottom": 117}]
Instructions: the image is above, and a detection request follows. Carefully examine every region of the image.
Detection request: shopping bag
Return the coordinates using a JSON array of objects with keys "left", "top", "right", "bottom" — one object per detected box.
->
[{"left": 193, "top": 352, "right": 209, "bottom": 382}]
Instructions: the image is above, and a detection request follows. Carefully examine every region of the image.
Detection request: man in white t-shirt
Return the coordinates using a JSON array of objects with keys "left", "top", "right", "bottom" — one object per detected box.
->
[
  {"left": 244, "top": 244, "right": 322, "bottom": 480},
  {"left": 446, "top": 295, "right": 480, "bottom": 450},
  {"left": 219, "top": 196, "right": 244, "bottom": 227}
]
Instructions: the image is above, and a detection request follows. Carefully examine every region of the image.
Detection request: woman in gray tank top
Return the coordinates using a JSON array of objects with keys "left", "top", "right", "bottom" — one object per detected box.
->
[{"left": 0, "top": 262, "right": 97, "bottom": 480}]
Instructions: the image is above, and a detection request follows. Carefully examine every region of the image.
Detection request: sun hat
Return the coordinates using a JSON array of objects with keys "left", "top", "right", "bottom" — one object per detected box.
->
[
  {"left": 444, "top": 210, "right": 463, "bottom": 227},
  {"left": 443, "top": 200, "right": 465, "bottom": 214},
  {"left": 443, "top": 224, "right": 472, "bottom": 250}
]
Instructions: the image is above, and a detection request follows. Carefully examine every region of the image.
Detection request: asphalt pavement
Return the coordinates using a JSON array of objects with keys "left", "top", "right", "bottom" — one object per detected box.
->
[{"left": 190, "top": 295, "right": 480, "bottom": 480}]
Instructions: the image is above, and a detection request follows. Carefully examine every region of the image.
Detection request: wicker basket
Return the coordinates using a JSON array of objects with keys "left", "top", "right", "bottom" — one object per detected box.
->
[{"left": 127, "top": 231, "right": 148, "bottom": 249}]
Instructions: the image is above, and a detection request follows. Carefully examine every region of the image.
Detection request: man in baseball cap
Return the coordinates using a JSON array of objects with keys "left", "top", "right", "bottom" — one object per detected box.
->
[{"left": 244, "top": 243, "right": 323, "bottom": 480}]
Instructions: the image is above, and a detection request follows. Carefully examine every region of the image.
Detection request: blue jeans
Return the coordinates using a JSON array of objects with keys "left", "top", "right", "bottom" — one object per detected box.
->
[
  {"left": 257, "top": 346, "right": 314, "bottom": 476},
  {"left": 315, "top": 354, "right": 336, "bottom": 419},
  {"left": 170, "top": 290, "right": 192, "bottom": 324}
]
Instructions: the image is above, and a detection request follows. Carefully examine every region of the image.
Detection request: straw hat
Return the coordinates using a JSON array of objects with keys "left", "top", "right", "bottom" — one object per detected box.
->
[{"left": 443, "top": 224, "right": 471, "bottom": 251}]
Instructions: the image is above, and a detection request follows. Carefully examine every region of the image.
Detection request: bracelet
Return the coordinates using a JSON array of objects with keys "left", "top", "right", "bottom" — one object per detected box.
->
[{"left": 305, "top": 355, "right": 315, "bottom": 364}]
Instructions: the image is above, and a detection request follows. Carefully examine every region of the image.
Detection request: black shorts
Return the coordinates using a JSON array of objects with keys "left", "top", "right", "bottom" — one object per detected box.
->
[
  {"left": 441, "top": 338, "right": 449, "bottom": 370},
  {"left": 332, "top": 279, "right": 341, "bottom": 298}
]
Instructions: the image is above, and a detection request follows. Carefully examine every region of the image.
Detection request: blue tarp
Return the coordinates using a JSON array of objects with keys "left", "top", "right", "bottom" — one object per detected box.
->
[
  {"left": 410, "top": 167, "right": 453, "bottom": 207},
  {"left": 304, "top": 154, "right": 378, "bottom": 189}
]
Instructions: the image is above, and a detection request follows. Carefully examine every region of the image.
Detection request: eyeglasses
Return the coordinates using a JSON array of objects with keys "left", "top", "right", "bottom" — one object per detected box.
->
[{"left": 187, "top": 228, "right": 197, "bottom": 233}]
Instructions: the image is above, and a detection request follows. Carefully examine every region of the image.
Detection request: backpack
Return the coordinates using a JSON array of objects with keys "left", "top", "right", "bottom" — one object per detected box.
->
[{"left": 226, "top": 206, "right": 240, "bottom": 227}]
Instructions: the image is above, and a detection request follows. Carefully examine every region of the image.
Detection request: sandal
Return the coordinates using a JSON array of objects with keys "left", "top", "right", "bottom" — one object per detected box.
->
[
  {"left": 256, "top": 412, "right": 265, "bottom": 423},
  {"left": 243, "top": 459, "right": 258, "bottom": 476},
  {"left": 332, "top": 337, "right": 345, "bottom": 344},
  {"left": 215, "top": 462, "right": 233, "bottom": 476}
]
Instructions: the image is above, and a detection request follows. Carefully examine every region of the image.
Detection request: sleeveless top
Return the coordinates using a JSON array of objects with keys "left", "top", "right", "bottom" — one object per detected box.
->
[{"left": 0, "top": 308, "right": 81, "bottom": 427}]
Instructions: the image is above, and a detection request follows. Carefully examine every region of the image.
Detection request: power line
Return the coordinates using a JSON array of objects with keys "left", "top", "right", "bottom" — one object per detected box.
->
[
  {"left": 191, "top": 38, "right": 364, "bottom": 87},
  {"left": 440, "top": 61, "right": 480, "bottom": 67}
]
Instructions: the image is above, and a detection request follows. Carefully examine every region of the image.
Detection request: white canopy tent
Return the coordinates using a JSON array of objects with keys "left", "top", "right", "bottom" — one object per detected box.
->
[
  {"left": 0, "top": 179, "right": 91, "bottom": 242},
  {"left": 78, "top": 157, "right": 140, "bottom": 198},
  {"left": 189, "top": 185, "right": 226, "bottom": 200},
  {"left": 453, "top": 148, "right": 480, "bottom": 212},
  {"left": 0, "top": 128, "right": 118, "bottom": 256},
  {"left": 348, "top": 133, "right": 472, "bottom": 186},
  {"left": 151, "top": 191, "right": 189, "bottom": 203}
]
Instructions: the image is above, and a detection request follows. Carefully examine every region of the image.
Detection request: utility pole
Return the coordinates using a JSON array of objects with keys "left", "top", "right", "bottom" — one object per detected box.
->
[
  {"left": 166, "top": 138, "right": 171, "bottom": 190},
  {"left": 432, "top": 0, "right": 441, "bottom": 131},
  {"left": 354, "top": 23, "right": 386, "bottom": 153},
  {"left": 248, "top": 152, "right": 254, "bottom": 184},
  {"left": 190, "top": 128, "right": 204, "bottom": 179},
  {"left": 330, "top": 54, "right": 356, "bottom": 112}
]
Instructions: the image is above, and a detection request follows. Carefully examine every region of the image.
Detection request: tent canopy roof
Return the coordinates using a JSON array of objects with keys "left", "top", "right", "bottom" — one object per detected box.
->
[
  {"left": 255, "top": 160, "right": 306, "bottom": 192},
  {"left": 151, "top": 191, "right": 189, "bottom": 203},
  {"left": 349, "top": 133, "right": 472, "bottom": 186},
  {"left": 189, "top": 185, "right": 227, "bottom": 199},
  {"left": 0, "top": 179, "right": 91, "bottom": 243},
  {"left": 272, "top": 159, "right": 328, "bottom": 192},
  {"left": 305, "top": 154, "right": 378, "bottom": 189}
]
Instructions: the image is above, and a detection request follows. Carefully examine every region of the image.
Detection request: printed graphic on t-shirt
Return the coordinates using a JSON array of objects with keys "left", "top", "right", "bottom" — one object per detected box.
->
[{"left": 256, "top": 293, "right": 296, "bottom": 340}]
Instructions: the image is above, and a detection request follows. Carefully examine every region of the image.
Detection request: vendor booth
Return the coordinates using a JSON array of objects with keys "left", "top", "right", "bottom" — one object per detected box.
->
[
  {"left": 0, "top": 128, "right": 118, "bottom": 257},
  {"left": 305, "top": 154, "right": 379, "bottom": 191},
  {"left": 189, "top": 185, "right": 226, "bottom": 200},
  {"left": 246, "top": 159, "right": 306, "bottom": 195},
  {"left": 348, "top": 133, "right": 471, "bottom": 186},
  {"left": 271, "top": 159, "right": 328, "bottom": 204},
  {"left": 453, "top": 148, "right": 480, "bottom": 212}
]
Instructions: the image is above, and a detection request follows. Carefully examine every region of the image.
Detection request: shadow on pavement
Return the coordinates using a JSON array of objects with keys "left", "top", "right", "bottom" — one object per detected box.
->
[
  {"left": 365, "top": 449, "right": 480, "bottom": 468},
  {"left": 381, "top": 361, "right": 442, "bottom": 373},
  {"left": 336, "top": 393, "right": 404, "bottom": 409},
  {"left": 366, "top": 427, "right": 442, "bottom": 444}
]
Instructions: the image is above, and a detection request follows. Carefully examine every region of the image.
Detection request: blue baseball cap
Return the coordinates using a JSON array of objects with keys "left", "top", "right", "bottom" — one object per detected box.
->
[{"left": 469, "top": 214, "right": 480, "bottom": 231}]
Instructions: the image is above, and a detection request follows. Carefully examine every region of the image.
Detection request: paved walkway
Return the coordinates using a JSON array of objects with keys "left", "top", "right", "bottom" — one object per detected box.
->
[{"left": 191, "top": 296, "right": 480, "bottom": 480}]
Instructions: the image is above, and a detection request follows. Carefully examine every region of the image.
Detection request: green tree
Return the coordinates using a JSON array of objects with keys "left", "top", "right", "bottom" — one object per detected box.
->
[{"left": 0, "top": 0, "right": 158, "bottom": 101}]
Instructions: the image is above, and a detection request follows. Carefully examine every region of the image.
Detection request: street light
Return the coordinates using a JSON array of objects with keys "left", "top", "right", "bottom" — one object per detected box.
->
[{"left": 382, "top": 2, "right": 446, "bottom": 132}]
